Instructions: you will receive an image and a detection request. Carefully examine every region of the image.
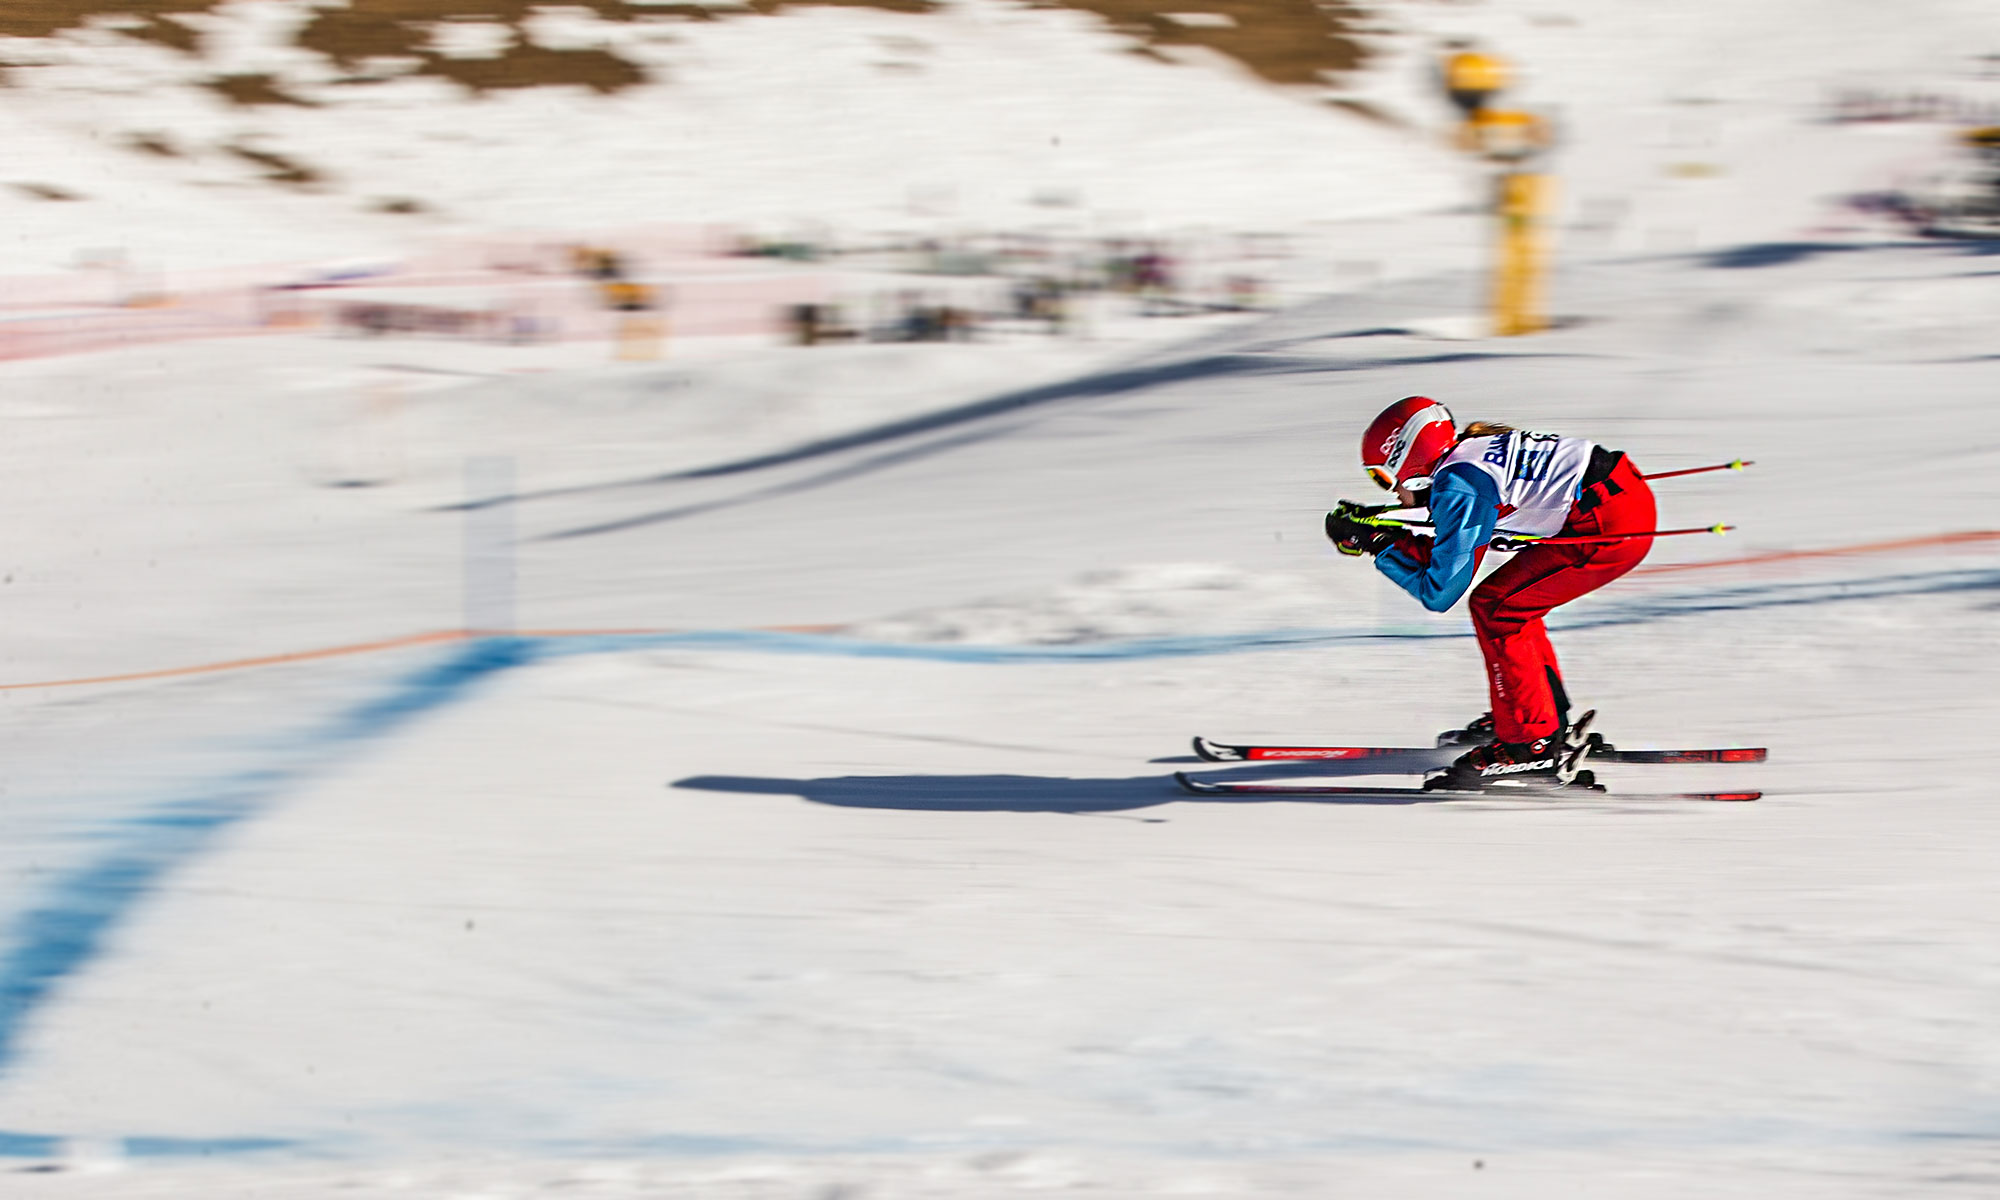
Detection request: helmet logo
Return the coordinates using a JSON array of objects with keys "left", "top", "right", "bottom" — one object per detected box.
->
[{"left": 1384, "top": 427, "right": 1413, "bottom": 476}]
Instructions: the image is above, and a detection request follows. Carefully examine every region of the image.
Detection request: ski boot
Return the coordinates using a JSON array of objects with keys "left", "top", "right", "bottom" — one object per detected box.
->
[
  {"left": 1424, "top": 732, "right": 1564, "bottom": 790},
  {"left": 1434, "top": 712, "right": 1496, "bottom": 748},
  {"left": 1424, "top": 712, "right": 1598, "bottom": 792},
  {"left": 1439, "top": 708, "right": 1602, "bottom": 754}
]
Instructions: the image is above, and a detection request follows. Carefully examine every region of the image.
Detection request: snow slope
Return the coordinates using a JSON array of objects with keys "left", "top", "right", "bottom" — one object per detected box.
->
[
  {"left": 2, "top": 238, "right": 1999, "bottom": 1196},
  {"left": 0, "top": 0, "right": 1998, "bottom": 1197}
]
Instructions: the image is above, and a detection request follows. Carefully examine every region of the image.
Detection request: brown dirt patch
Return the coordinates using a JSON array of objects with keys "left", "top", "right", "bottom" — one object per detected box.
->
[
  {"left": 1045, "top": 0, "right": 1366, "bottom": 86},
  {"left": 423, "top": 40, "right": 649, "bottom": 94},
  {"left": 0, "top": 2, "right": 218, "bottom": 39},
  {"left": 124, "top": 131, "right": 182, "bottom": 155},
  {"left": 5, "top": 0, "right": 1365, "bottom": 99},
  {"left": 11, "top": 182, "right": 85, "bottom": 200},
  {"left": 116, "top": 14, "right": 203, "bottom": 52},
  {"left": 226, "top": 144, "right": 326, "bottom": 187},
  {"left": 205, "top": 72, "right": 316, "bottom": 105}
]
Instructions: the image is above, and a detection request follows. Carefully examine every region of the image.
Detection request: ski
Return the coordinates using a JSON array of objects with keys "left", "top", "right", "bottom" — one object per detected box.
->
[
  {"left": 1192, "top": 735, "right": 1766, "bottom": 767},
  {"left": 1174, "top": 771, "right": 1761, "bottom": 802},
  {"left": 1583, "top": 743, "right": 1768, "bottom": 765}
]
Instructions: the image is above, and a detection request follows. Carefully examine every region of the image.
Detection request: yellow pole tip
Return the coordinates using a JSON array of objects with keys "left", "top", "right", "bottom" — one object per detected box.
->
[{"left": 1711, "top": 524, "right": 1733, "bottom": 535}]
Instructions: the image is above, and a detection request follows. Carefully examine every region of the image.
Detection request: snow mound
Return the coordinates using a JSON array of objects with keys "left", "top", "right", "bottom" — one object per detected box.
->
[{"left": 847, "top": 562, "right": 1338, "bottom": 644}]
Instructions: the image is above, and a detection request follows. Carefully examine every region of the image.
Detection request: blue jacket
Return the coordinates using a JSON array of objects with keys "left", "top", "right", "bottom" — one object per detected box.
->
[{"left": 1374, "top": 463, "right": 1501, "bottom": 612}]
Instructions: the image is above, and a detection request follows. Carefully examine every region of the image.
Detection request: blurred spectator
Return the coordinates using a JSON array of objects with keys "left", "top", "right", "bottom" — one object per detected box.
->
[
  {"left": 571, "top": 244, "right": 626, "bottom": 280},
  {"left": 1133, "top": 244, "right": 1178, "bottom": 315},
  {"left": 1014, "top": 276, "right": 1067, "bottom": 333},
  {"left": 893, "top": 291, "right": 969, "bottom": 342},
  {"left": 601, "top": 280, "right": 656, "bottom": 311},
  {"left": 1223, "top": 274, "right": 1267, "bottom": 312},
  {"left": 790, "top": 302, "right": 825, "bottom": 346},
  {"left": 791, "top": 302, "right": 858, "bottom": 346},
  {"left": 506, "top": 308, "right": 551, "bottom": 345}
]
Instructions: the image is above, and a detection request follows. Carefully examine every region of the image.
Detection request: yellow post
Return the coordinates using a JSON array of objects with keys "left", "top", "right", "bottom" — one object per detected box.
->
[
  {"left": 1493, "top": 169, "right": 1550, "bottom": 336},
  {"left": 1435, "top": 48, "right": 1555, "bottom": 337}
]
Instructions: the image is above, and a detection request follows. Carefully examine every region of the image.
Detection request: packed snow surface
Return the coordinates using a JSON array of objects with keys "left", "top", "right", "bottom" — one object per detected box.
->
[{"left": 2, "top": 0, "right": 2000, "bottom": 1197}]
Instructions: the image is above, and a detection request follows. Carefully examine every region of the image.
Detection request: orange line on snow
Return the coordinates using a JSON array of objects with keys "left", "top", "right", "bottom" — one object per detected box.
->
[
  {"left": 0, "top": 630, "right": 472, "bottom": 691},
  {"left": 505, "top": 624, "right": 844, "bottom": 637},
  {"left": 0, "top": 623, "right": 851, "bottom": 692},
  {"left": 1636, "top": 529, "right": 2000, "bottom": 575}
]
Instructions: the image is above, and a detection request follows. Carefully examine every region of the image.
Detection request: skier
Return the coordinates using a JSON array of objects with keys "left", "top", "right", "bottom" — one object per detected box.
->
[{"left": 1325, "top": 396, "right": 1656, "bottom": 789}]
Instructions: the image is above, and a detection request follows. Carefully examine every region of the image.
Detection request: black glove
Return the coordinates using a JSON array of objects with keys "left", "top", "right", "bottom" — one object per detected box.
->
[{"left": 1325, "top": 510, "right": 1399, "bottom": 557}]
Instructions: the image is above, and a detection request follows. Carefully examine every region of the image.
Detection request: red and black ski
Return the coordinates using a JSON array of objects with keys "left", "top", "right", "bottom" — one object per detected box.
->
[
  {"left": 1175, "top": 771, "right": 1761, "bottom": 802},
  {"left": 1192, "top": 736, "right": 1766, "bottom": 767}
]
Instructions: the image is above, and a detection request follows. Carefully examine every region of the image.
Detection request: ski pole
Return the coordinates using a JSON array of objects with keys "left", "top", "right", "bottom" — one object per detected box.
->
[
  {"left": 1490, "top": 524, "right": 1734, "bottom": 551},
  {"left": 1338, "top": 459, "right": 1748, "bottom": 524},
  {"left": 1641, "top": 459, "right": 1753, "bottom": 482}
]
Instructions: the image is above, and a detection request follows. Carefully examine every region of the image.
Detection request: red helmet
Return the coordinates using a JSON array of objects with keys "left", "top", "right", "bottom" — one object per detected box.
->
[{"left": 1360, "top": 396, "right": 1456, "bottom": 491}]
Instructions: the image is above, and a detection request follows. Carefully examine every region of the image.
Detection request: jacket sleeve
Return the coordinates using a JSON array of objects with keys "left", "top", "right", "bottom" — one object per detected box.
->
[{"left": 1374, "top": 464, "right": 1498, "bottom": 612}]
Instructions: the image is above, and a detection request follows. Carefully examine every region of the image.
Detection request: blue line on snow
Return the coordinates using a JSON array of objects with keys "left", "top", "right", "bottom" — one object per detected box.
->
[
  {"left": 0, "top": 641, "right": 534, "bottom": 1063},
  {"left": 0, "top": 640, "right": 534, "bottom": 1159},
  {"left": 528, "top": 565, "right": 2000, "bottom": 664}
]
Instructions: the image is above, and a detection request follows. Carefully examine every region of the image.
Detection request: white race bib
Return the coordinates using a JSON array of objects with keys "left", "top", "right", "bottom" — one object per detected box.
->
[{"left": 1436, "top": 431, "right": 1595, "bottom": 538}]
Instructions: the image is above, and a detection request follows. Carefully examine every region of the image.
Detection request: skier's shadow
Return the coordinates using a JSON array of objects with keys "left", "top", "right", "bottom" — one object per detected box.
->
[{"left": 673, "top": 758, "right": 1447, "bottom": 814}]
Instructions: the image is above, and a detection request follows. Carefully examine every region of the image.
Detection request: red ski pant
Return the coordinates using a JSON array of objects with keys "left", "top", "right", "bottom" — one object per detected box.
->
[{"left": 1469, "top": 455, "right": 1655, "bottom": 744}]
